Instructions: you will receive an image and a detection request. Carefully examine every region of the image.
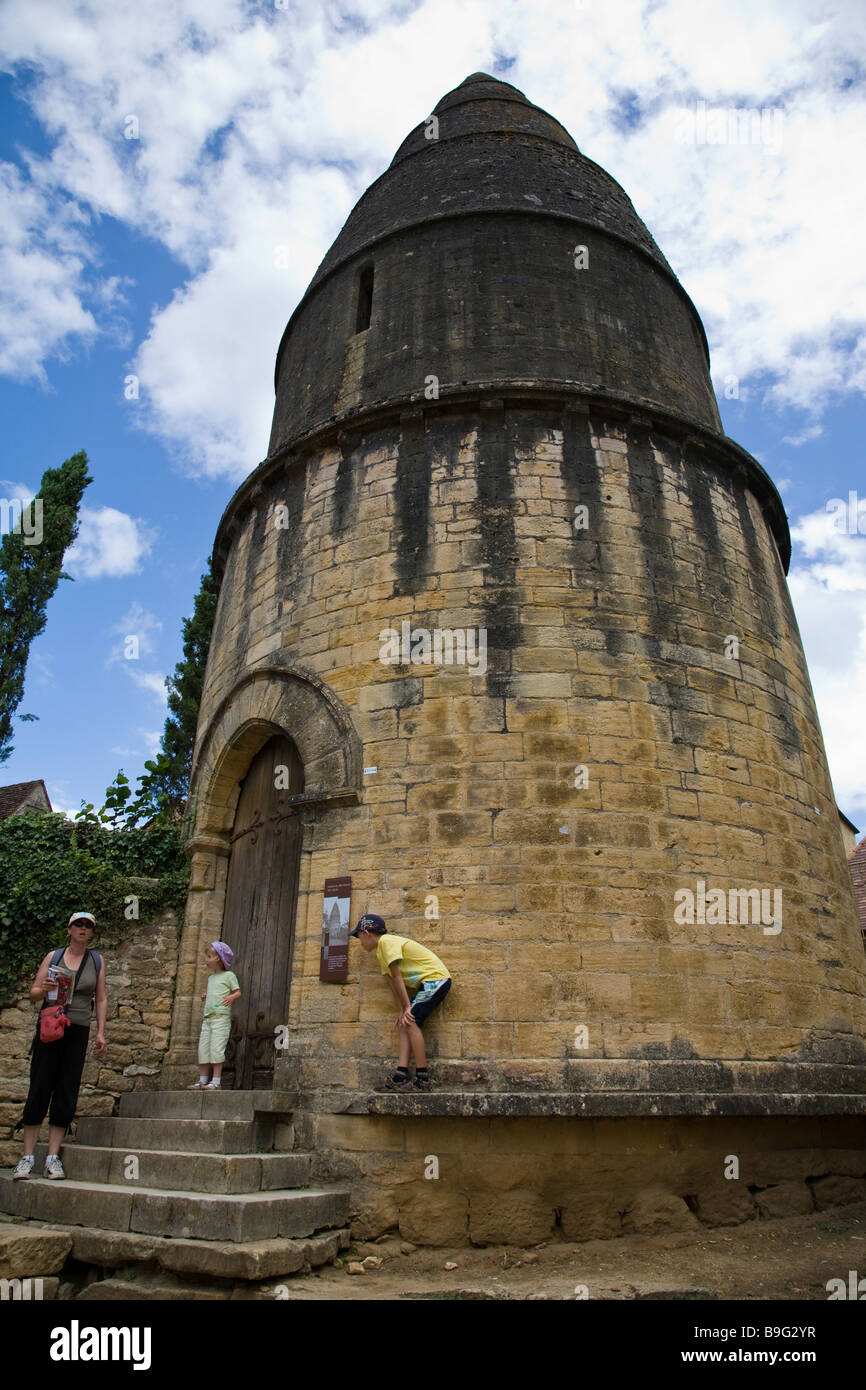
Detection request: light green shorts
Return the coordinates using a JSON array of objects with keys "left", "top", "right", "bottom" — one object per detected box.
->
[{"left": 198, "top": 1013, "right": 232, "bottom": 1064}]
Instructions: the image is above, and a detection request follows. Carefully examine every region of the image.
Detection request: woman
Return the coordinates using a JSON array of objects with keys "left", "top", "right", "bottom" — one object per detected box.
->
[{"left": 13, "top": 911, "right": 107, "bottom": 1180}]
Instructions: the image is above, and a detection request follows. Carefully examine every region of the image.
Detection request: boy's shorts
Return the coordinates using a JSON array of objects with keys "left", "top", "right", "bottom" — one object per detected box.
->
[
  {"left": 410, "top": 977, "right": 451, "bottom": 1026},
  {"left": 199, "top": 1013, "right": 232, "bottom": 1064}
]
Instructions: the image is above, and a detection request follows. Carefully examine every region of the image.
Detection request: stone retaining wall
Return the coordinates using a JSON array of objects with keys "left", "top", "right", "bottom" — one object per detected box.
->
[
  {"left": 0, "top": 911, "right": 180, "bottom": 1166},
  {"left": 297, "top": 1110, "right": 866, "bottom": 1245},
  {"left": 184, "top": 407, "right": 866, "bottom": 1100}
]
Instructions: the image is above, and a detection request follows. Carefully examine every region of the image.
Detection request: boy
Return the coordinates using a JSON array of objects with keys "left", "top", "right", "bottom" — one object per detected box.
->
[{"left": 350, "top": 914, "right": 451, "bottom": 1092}]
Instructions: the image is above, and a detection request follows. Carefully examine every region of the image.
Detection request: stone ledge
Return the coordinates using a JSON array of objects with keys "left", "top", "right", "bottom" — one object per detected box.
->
[
  {"left": 300, "top": 1060, "right": 866, "bottom": 1115},
  {"left": 564, "top": 1060, "right": 866, "bottom": 1093},
  {"left": 214, "top": 383, "right": 791, "bottom": 580},
  {"left": 361, "top": 1091, "right": 866, "bottom": 1119}
]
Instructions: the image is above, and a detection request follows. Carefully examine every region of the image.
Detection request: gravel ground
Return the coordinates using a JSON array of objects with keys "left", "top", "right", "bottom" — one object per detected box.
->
[{"left": 274, "top": 1200, "right": 866, "bottom": 1301}]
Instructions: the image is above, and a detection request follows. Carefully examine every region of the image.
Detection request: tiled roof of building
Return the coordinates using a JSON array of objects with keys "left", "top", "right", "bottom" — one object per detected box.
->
[{"left": 0, "top": 779, "right": 52, "bottom": 819}]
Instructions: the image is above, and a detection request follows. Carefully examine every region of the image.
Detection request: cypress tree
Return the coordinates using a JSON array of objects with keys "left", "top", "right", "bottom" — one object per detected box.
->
[{"left": 0, "top": 451, "right": 91, "bottom": 763}]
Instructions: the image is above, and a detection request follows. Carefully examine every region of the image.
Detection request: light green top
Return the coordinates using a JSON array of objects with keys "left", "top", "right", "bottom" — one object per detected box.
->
[{"left": 204, "top": 969, "right": 239, "bottom": 1017}]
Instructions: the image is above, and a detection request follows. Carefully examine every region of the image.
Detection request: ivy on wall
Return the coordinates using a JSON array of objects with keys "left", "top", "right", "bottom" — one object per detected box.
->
[{"left": 0, "top": 812, "right": 189, "bottom": 1005}]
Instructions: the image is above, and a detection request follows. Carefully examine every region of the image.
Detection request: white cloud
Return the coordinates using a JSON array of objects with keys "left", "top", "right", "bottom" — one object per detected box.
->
[
  {"left": 139, "top": 727, "right": 162, "bottom": 757},
  {"left": 782, "top": 425, "right": 822, "bottom": 447},
  {"left": 65, "top": 506, "right": 155, "bottom": 579},
  {"left": 126, "top": 670, "right": 168, "bottom": 703},
  {"left": 0, "top": 161, "right": 98, "bottom": 382},
  {"left": 26, "top": 650, "right": 55, "bottom": 688},
  {"left": 0, "top": 0, "right": 864, "bottom": 474},
  {"left": 106, "top": 601, "right": 163, "bottom": 666},
  {"left": 43, "top": 778, "right": 81, "bottom": 820},
  {"left": 0, "top": 478, "right": 38, "bottom": 501},
  {"left": 110, "top": 727, "right": 162, "bottom": 757},
  {"left": 788, "top": 504, "right": 866, "bottom": 821},
  {"left": 132, "top": 169, "right": 355, "bottom": 477}
]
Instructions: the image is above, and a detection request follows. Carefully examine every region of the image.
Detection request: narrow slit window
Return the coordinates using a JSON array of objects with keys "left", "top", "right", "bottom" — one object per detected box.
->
[{"left": 356, "top": 265, "right": 374, "bottom": 332}]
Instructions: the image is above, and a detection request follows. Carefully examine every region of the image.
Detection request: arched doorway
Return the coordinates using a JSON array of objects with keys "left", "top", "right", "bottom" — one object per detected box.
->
[{"left": 221, "top": 733, "right": 304, "bottom": 1089}]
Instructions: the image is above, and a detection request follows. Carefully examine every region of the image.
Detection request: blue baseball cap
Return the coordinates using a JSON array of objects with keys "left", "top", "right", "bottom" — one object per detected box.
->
[{"left": 350, "top": 914, "right": 386, "bottom": 937}]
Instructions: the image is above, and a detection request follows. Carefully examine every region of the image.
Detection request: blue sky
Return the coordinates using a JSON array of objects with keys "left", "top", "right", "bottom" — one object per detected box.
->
[{"left": 0, "top": 0, "right": 863, "bottom": 836}]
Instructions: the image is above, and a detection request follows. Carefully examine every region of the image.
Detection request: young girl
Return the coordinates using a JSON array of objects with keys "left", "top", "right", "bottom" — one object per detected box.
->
[{"left": 190, "top": 940, "right": 241, "bottom": 1090}]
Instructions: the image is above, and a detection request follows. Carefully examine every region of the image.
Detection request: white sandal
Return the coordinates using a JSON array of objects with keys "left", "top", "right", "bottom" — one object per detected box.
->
[{"left": 188, "top": 1081, "right": 209, "bottom": 1089}]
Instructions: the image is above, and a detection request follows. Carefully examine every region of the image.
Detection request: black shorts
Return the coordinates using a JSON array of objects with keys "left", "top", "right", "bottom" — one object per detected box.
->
[{"left": 410, "top": 977, "right": 451, "bottom": 1026}]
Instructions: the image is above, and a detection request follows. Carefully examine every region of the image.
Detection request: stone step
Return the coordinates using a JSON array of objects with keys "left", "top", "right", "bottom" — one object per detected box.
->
[
  {"left": 0, "top": 1173, "right": 351, "bottom": 1243},
  {"left": 0, "top": 1219, "right": 72, "bottom": 1277},
  {"left": 74, "top": 1116, "right": 270, "bottom": 1154},
  {"left": 76, "top": 1276, "right": 227, "bottom": 1300},
  {"left": 118, "top": 1090, "right": 298, "bottom": 1122},
  {"left": 66, "top": 1223, "right": 349, "bottom": 1280},
  {"left": 33, "top": 1143, "right": 310, "bottom": 1195}
]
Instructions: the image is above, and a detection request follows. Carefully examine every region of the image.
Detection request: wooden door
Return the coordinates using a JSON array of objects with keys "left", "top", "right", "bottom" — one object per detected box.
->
[{"left": 221, "top": 734, "right": 304, "bottom": 1089}]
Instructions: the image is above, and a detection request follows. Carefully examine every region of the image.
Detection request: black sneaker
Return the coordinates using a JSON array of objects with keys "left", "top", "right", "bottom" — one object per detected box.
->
[
  {"left": 374, "top": 1076, "right": 415, "bottom": 1093},
  {"left": 413, "top": 1076, "right": 432, "bottom": 1092}
]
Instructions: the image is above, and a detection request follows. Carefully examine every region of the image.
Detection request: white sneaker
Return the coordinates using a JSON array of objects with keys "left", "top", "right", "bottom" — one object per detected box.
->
[
  {"left": 12, "top": 1156, "right": 34, "bottom": 1180},
  {"left": 43, "top": 1155, "right": 65, "bottom": 1180}
]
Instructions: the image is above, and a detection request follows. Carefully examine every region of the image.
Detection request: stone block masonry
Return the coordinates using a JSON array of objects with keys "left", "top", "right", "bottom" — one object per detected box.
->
[
  {"left": 299, "top": 1108, "right": 866, "bottom": 1246},
  {"left": 166, "top": 72, "right": 866, "bottom": 1244},
  {"left": 177, "top": 405, "right": 866, "bottom": 1095}
]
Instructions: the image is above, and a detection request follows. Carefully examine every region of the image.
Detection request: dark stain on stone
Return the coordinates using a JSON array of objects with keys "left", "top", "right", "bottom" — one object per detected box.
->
[
  {"left": 623, "top": 421, "right": 683, "bottom": 720},
  {"left": 473, "top": 410, "right": 522, "bottom": 703},
  {"left": 275, "top": 458, "right": 307, "bottom": 606},
  {"left": 758, "top": 495, "right": 806, "bottom": 648},
  {"left": 561, "top": 407, "right": 604, "bottom": 582},
  {"left": 333, "top": 436, "right": 356, "bottom": 535},
  {"left": 387, "top": 677, "right": 424, "bottom": 708},
  {"left": 728, "top": 480, "right": 802, "bottom": 752},
  {"left": 730, "top": 482, "right": 781, "bottom": 643},
  {"left": 430, "top": 417, "right": 462, "bottom": 478},
  {"left": 680, "top": 444, "right": 733, "bottom": 613},
  {"left": 209, "top": 544, "right": 235, "bottom": 659},
  {"left": 393, "top": 415, "right": 431, "bottom": 597},
  {"left": 237, "top": 501, "right": 267, "bottom": 656},
  {"left": 560, "top": 408, "right": 637, "bottom": 663}
]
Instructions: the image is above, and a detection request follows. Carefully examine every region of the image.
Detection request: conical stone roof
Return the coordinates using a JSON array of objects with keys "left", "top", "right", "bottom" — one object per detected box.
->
[
  {"left": 268, "top": 74, "right": 722, "bottom": 455},
  {"left": 309, "top": 72, "right": 672, "bottom": 290}
]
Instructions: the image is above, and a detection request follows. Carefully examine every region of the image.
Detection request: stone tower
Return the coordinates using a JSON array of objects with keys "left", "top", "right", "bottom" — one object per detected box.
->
[{"left": 167, "top": 75, "right": 866, "bottom": 1243}]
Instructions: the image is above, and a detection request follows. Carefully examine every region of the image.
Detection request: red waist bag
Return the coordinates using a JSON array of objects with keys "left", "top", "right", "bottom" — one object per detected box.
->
[{"left": 39, "top": 1005, "right": 72, "bottom": 1043}]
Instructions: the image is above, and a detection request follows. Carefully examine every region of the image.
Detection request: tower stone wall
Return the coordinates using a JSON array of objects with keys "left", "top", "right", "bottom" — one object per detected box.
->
[
  {"left": 167, "top": 74, "right": 866, "bottom": 1242},
  {"left": 173, "top": 399, "right": 866, "bottom": 1094}
]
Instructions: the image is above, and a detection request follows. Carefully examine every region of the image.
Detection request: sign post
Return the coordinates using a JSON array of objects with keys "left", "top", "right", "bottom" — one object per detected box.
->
[{"left": 320, "top": 876, "right": 351, "bottom": 982}]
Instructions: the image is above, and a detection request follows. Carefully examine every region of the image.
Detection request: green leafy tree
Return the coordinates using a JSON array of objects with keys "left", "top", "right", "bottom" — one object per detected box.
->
[
  {"left": 0, "top": 452, "right": 91, "bottom": 763},
  {"left": 76, "top": 770, "right": 134, "bottom": 827},
  {"left": 0, "top": 810, "right": 189, "bottom": 1004}
]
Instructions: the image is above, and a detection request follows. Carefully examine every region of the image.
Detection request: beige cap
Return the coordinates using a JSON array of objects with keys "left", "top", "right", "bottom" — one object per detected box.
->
[{"left": 68, "top": 912, "right": 96, "bottom": 927}]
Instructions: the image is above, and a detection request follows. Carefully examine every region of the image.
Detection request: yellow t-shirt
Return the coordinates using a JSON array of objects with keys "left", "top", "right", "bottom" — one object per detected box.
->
[{"left": 377, "top": 935, "right": 449, "bottom": 989}]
